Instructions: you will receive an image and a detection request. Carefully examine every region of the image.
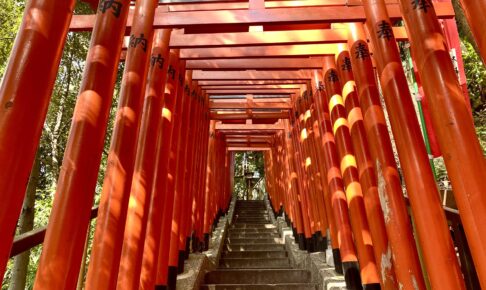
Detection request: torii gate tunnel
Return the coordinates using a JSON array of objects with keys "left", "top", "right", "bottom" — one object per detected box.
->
[{"left": 0, "top": 0, "right": 485, "bottom": 289}]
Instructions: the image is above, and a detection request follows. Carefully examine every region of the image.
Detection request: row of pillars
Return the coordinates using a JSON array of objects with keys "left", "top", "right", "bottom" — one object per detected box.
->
[
  {"left": 0, "top": 0, "right": 233, "bottom": 289},
  {"left": 262, "top": 10, "right": 486, "bottom": 290},
  {"left": 0, "top": 0, "right": 485, "bottom": 289}
]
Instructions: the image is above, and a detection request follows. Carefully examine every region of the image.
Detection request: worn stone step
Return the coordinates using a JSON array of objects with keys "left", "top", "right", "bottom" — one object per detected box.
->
[
  {"left": 228, "top": 228, "right": 278, "bottom": 234},
  {"left": 223, "top": 250, "right": 287, "bottom": 259},
  {"left": 233, "top": 216, "right": 269, "bottom": 220},
  {"left": 219, "top": 258, "right": 291, "bottom": 269},
  {"left": 227, "top": 232, "right": 280, "bottom": 239},
  {"left": 204, "top": 269, "right": 312, "bottom": 284},
  {"left": 233, "top": 220, "right": 271, "bottom": 224},
  {"left": 234, "top": 213, "right": 269, "bottom": 217},
  {"left": 230, "top": 224, "right": 275, "bottom": 229},
  {"left": 200, "top": 283, "right": 317, "bottom": 290},
  {"left": 225, "top": 243, "right": 285, "bottom": 251},
  {"left": 226, "top": 237, "right": 282, "bottom": 244}
]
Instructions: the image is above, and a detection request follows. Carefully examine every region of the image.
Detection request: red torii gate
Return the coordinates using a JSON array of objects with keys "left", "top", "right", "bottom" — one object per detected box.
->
[{"left": 0, "top": 0, "right": 485, "bottom": 289}]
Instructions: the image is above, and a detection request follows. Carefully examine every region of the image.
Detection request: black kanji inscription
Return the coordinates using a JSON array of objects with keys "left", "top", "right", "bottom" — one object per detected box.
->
[
  {"left": 168, "top": 65, "right": 176, "bottom": 80},
  {"left": 150, "top": 54, "right": 164, "bottom": 69},
  {"left": 341, "top": 56, "right": 352, "bottom": 71},
  {"left": 355, "top": 42, "right": 370, "bottom": 59},
  {"left": 377, "top": 21, "right": 393, "bottom": 41},
  {"left": 411, "top": 0, "right": 431, "bottom": 12},
  {"left": 327, "top": 70, "right": 339, "bottom": 83},
  {"left": 99, "top": 0, "right": 123, "bottom": 18},
  {"left": 129, "top": 33, "right": 148, "bottom": 52}
]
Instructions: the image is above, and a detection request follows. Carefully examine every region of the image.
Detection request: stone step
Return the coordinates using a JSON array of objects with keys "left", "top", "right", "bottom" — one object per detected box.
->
[
  {"left": 227, "top": 232, "right": 280, "bottom": 239},
  {"left": 233, "top": 213, "right": 269, "bottom": 216},
  {"left": 225, "top": 243, "right": 285, "bottom": 251},
  {"left": 233, "top": 216, "right": 270, "bottom": 219},
  {"left": 200, "top": 283, "right": 317, "bottom": 290},
  {"left": 204, "top": 269, "right": 312, "bottom": 284},
  {"left": 230, "top": 224, "right": 275, "bottom": 229},
  {"left": 219, "top": 258, "right": 291, "bottom": 269},
  {"left": 223, "top": 250, "right": 287, "bottom": 259},
  {"left": 226, "top": 237, "right": 282, "bottom": 244},
  {"left": 233, "top": 220, "right": 271, "bottom": 224},
  {"left": 233, "top": 216, "right": 269, "bottom": 219},
  {"left": 228, "top": 228, "right": 278, "bottom": 234}
]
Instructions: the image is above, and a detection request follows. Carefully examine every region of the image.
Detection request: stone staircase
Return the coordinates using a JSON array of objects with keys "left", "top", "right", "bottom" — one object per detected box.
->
[{"left": 201, "top": 200, "right": 317, "bottom": 289}]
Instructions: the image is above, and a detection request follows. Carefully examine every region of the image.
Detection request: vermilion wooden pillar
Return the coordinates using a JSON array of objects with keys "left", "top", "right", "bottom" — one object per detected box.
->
[
  {"left": 203, "top": 120, "right": 218, "bottom": 245},
  {"left": 302, "top": 90, "right": 330, "bottom": 246},
  {"left": 399, "top": 1, "right": 486, "bottom": 286},
  {"left": 347, "top": 22, "right": 425, "bottom": 290},
  {"left": 133, "top": 29, "right": 172, "bottom": 290},
  {"left": 290, "top": 110, "right": 314, "bottom": 248},
  {"left": 33, "top": 1, "right": 132, "bottom": 288},
  {"left": 458, "top": 0, "right": 486, "bottom": 64},
  {"left": 283, "top": 119, "right": 311, "bottom": 250},
  {"left": 307, "top": 80, "right": 341, "bottom": 259},
  {"left": 196, "top": 95, "right": 211, "bottom": 250},
  {"left": 312, "top": 71, "right": 358, "bottom": 277},
  {"left": 0, "top": 0, "right": 77, "bottom": 278},
  {"left": 153, "top": 49, "right": 182, "bottom": 289},
  {"left": 192, "top": 92, "right": 209, "bottom": 251},
  {"left": 323, "top": 60, "right": 381, "bottom": 289},
  {"left": 184, "top": 82, "right": 204, "bottom": 253},
  {"left": 335, "top": 48, "right": 398, "bottom": 290},
  {"left": 175, "top": 71, "right": 196, "bottom": 272},
  {"left": 85, "top": 1, "right": 159, "bottom": 288},
  {"left": 362, "top": 0, "right": 466, "bottom": 288},
  {"left": 166, "top": 59, "right": 188, "bottom": 290},
  {"left": 116, "top": 29, "right": 169, "bottom": 290},
  {"left": 294, "top": 101, "right": 319, "bottom": 249}
]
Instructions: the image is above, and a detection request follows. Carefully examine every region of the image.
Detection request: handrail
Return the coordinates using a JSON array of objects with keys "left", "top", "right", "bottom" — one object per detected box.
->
[{"left": 9, "top": 207, "right": 98, "bottom": 258}]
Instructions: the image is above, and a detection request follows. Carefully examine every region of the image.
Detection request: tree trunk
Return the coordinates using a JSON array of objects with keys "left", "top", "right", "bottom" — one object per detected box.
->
[
  {"left": 76, "top": 222, "right": 91, "bottom": 290},
  {"left": 8, "top": 150, "right": 40, "bottom": 290},
  {"left": 452, "top": 0, "right": 481, "bottom": 55}
]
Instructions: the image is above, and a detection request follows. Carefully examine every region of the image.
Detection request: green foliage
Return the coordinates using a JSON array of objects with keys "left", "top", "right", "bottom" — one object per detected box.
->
[
  {"left": 233, "top": 152, "right": 266, "bottom": 200},
  {"left": 1, "top": 0, "right": 120, "bottom": 288},
  {"left": 462, "top": 40, "right": 486, "bottom": 114},
  {"left": 0, "top": 0, "right": 23, "bottom": 77}
]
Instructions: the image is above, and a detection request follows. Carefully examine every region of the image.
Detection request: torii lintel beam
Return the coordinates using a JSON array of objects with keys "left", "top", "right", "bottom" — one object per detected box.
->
[
  {"left": 169, "top": 27, "right": 409, "bottom": 49},
  {"left": 215, "top": 123, "right": 285, "bottom": 130},
  {"left": 211, "top": 112, "right": 289, "bottom": 120},
  {"left": 186, "top": 58, "right": 326, "bottom": 70},
  {"left": 207, "top": 89, "right": 298, "bottom": 95},
  {"left": 69, "top": 3, "right": 454, "bottom": 31},
  {"left": 227, "top": 147, "right": 271, "bottom": 151},
  {"left": 180, "top": 44, "right": 339, "bottom": 59},
  {"left": 198, "top": 80, "right": 308, "bottom": 86},
  {"left": 210, "top": 102, "right": 292, "bottom": 110},
  {"left": 193, "top": 70, "right": 314, "bottom": 80}
]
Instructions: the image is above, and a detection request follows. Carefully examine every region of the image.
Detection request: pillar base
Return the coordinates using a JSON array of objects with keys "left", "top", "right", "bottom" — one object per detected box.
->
[
  {"left": 154, "top": 285, "right": 167, "bottom": 290},
  {"left": 343, "top": 261, "right": 362, "bottom": 290},
  {"left": 317, "top": 233, "right": 327, "bottom": 252},
  {"left": 167, "top": 266, "right": 178, "bottom": 290},
  {"left": 204, "top": 233, "right": 210, "bottom": 251},
  {"left": 192, "top": 236, "right": 201, "bottom": 253},
  {"left": 297, "top": 233, "right": 306, "bottom": 250},
  {"left": 177, "top": 250, "right": 185, "bottom": 274},
  {"left": 185, "top": 236, "right": 191, "bottom": 259},
  {"left": 306, "top": 237, "right": 315, "bottom": 253},
  {"left": 363, "top": 283, "right": 381, "bottom": 290},
  {"left": 332, "top": 248, "right": 343, "bottom": 274}
]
